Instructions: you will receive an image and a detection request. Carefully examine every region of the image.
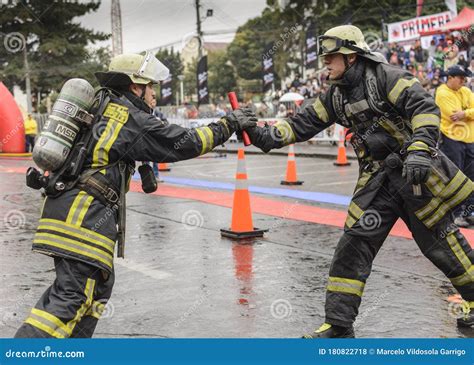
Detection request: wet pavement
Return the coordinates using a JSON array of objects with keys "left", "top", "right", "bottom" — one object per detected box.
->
[{"left": 1, "top": 151, "right": 473, "bottom": 338}]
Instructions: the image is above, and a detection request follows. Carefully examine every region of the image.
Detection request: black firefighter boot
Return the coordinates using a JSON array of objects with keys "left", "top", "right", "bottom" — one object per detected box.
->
[
  {"left": 457, "top": 301, "right": 474, "bottom": 327},
  {"left": 302, "top": 323, "right": 355, "bottom": 338}
]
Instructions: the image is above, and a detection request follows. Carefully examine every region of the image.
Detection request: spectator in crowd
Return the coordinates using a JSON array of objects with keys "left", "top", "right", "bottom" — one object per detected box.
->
[
  {"left": 433, "top": 45, "right": 445, "bottom": 69},
  {"left": 435, "top": 65, "right": 474, "bottom": 227},
  {"left": 444, "top": 44, "right": 459, "bottom": 70},
  {"left": 24, "top": 113, "right": 37, "bottom": 153},
  {"left": 414, "top": 40, "right": 428, "bottom": 63},
  {"left": 458, "top": 54, "right": 469, "bottom": 69}
]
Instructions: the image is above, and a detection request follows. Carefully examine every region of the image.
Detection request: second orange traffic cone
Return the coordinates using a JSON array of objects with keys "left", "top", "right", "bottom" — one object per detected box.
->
[
  {"left": 158, "top": 163, "right": 171, "bottom": 171},
  {"left": 221, "top": 148, "right": 267, "bottom": 239},
  {"left": 334, "top": 129, "right": 351, "bottom": 166},
  {"left": 281, "top": 144, "right": 303, "bottom": 185}
]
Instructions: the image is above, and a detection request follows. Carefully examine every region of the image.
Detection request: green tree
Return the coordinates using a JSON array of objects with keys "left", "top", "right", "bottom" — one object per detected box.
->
[
  {"left": 154, "top": 48, "right": 184, "bottom": 105},
  {"left": 208, "top": 50, "right": 237, "bottom": 101},
  {"left": 0, "top": 0, "right": 109, "bottom": 98},
  {"left": 183, "top": 58, "right": 198, "bottom": 103}
]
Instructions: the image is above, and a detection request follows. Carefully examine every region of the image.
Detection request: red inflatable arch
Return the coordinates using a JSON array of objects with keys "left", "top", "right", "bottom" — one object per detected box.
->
[{"left": 0, "top": 82, "right": 25, "bottom": 153}]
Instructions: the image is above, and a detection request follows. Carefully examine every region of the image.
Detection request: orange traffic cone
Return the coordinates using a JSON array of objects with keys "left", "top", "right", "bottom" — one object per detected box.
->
[
  {"left": 334, "top": 129, "right": 351, "bottom": 166},
  {"left": 281, "top": 144, "right": 303, "bottom": 185},
  {"left": 158, "top": 163, "right": 171, "bottom": 171},
  {"left": 221, "top": 148, "right": 268, "bottom": 239}
]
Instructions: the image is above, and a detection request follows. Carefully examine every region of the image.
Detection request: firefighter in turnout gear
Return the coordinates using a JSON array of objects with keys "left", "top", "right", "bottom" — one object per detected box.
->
[
  {"left": 15, "top": 52, "right": 241, "bottom": 338},
  {"left": 233, "top": 25, "right": 474, "bottom": 337}
]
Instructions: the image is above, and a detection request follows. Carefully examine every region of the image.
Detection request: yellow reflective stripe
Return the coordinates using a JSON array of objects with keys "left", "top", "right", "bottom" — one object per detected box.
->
[
  {"left": 423, "top": 179, "right": 473, "bottom": 228},
  {"left": 218, "top": 118, "right": 231, "bottom": 136},
  {"left": 34, "top": 235, "right": 113, "bottom": 269},
  {"left": 327, "top": 285, "right": 364, "bottom": 297},
  {"left": 24, "top": 317, "right": 65, "bottom": 338},
  {"left": 102, "top": 103, "right": 129, "bottom": 124},
  {"left": 388, "top": 78, "right": 419, "bottom": 104},
  {"left": 327, "top": 276, "right": 365, "bottom": 297},
  {"left": 39, "top": 218, "right": 115, "bottom": 249},
  {"left": 313, "top": 98, "right": 329, "bottom": 123},
  {"left": 411, "top": 114, "right": 440, "bottom": 130},
  {"left": 345, "top": 215, "right": 357, "bottom": 228},
  {"left": 196, "top": 126, "right": 214, "bottom": 155},
  {"left": 450, "top": 265, "right": 474, "bottom": 286},
  {"left": 377, "top": 118, "right": 408, "bottom": 146},
  {"left": 274, "top": 120, "right": 296, "bottom": 145},
  {"left": 92, "top": 120, "right": 114, "bottom": 170},
  {"left": 30, "top": 308, "right": 71, "bottom": 336},
  {"left": 349, "top": 201, "right": 364, "bottom": 219},
  {"left": 76, "top": 195, "right": 94, "bottom": 226},
  {"left": 425, "top": 173, "right": 444, "bottom": 196},
  {"left": 195, "top": 128, "right": 208, "bottom": 155},
  {"left": 447, "top": 234, "right": 472, "bottom": 271},
  {"left": 407, "top": 140, "right": 430, "bottom": 152},
  {"left": 86, "top": 300, "right": 105, "bottom": 319},
  {"left": 416, "top": 171, "right": 466, "bottom": 219},
  {"left": 66, "top": 191, "right": 88, "bottom": 224},
  {"left": 66, "top": 278, "right": 95, "bottom": 333},
  {"left": 329, "top": 276, "right": 365, "bottom": 288},
  {"left": 101, "top": 121, "right": 124, "bottom": 168},
  {"left": 37, "top": 224, "right": 114, "bottom": 254},
  {"left": 92, "top": 106, "right": 126, "bottom": 173}
]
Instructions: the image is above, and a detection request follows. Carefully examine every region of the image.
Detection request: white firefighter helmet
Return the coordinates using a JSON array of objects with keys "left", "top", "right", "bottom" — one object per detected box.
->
[
  {"left": 318, "top": 25, "right": 370, "bottom": 57},
  {"left": 95, "top": 52, "right": 169, "bottom": 87}
]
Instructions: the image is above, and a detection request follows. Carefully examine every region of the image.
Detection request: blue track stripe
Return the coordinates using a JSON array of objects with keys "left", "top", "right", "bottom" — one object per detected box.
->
[{"left": 132, "top": 173, "right": 351, "bottom": 206}]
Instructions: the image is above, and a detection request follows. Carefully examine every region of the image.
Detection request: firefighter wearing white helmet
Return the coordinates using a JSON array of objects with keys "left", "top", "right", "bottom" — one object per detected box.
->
[
  {"left": 233, "top": 25, "right": 474, "bottom": 337},
  {"left": 16, "top": 52, "right": 244, "bottom": 338}
]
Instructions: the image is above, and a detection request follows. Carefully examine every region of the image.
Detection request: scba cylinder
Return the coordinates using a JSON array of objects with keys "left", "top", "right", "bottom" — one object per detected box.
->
[{"left": 33, "top": 78, "right": 95, "bottom": 171}]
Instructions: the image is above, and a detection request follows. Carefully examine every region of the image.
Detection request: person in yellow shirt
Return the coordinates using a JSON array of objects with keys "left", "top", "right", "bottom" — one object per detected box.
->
[
  {"left": 24, "top": 113, "right": 38, "bottom": 152},
  {"left": 435, "top": 65, "right": 474, "bottom": 227}
]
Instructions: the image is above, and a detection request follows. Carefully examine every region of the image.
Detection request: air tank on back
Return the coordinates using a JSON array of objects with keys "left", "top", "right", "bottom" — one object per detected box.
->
[{"left": 33, "top": 78, "right": 95, "bottom": 171}]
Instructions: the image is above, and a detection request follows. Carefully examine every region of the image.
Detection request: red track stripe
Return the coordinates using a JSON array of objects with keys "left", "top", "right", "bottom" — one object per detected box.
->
[{"left": 129, "top": 181, "right": 474, "bottom": 245}]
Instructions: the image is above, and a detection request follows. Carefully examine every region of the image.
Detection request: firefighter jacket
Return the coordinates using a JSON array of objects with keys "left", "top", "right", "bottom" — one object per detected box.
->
[
  {"left": 32, "top": 91, "right": 235, "bottom": 272},
  {"left": 250, "top": 58, "right": 473, "bottom": 231}
]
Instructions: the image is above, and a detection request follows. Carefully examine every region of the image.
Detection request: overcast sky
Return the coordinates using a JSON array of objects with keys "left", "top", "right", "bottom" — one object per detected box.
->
[{"left": 79, "top": 0, "right": 267, "bottom": 53}]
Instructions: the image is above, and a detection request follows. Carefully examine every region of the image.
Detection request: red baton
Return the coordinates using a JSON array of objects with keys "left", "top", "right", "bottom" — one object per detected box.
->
[{"left": 227, "top": 91, "right": 251, "bottom": 146}]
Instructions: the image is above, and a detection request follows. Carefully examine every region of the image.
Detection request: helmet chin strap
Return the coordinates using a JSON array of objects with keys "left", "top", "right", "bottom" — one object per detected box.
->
[
  {"left": 343, "top": 54, "right": 351, "bottom": 71},
  {"left": 139, "top": 84, "right": 146, "bottom": 100}
]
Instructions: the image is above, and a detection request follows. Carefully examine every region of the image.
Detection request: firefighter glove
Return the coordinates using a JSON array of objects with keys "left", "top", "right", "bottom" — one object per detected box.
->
[{"left": 402, "top": 151, "right": 431, "bottom": 185}]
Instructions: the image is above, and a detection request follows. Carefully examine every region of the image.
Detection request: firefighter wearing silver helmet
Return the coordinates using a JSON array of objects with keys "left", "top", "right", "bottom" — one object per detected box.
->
[
  {"left": 233, "top": 25, "right": 474, "bottom": 337},
  {"left": 15, "top": 52, "right": 244, "bottom": 338}
]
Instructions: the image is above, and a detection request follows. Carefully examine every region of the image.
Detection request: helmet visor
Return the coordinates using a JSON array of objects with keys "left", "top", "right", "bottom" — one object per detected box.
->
[
  {"left": 134, "top": 51, "right": 170, "bottom": 83},
  {"left": 317, "top": 35, "right": 365, "bottom": 56}
]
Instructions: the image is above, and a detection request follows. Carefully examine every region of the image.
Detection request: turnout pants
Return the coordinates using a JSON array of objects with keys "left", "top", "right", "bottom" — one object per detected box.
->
[
  {"left": 325, "top": 169, "right": 474, "bottom": 327},
  {"left": 15, "top": 257, "right": 114, "bottom": 338}
]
